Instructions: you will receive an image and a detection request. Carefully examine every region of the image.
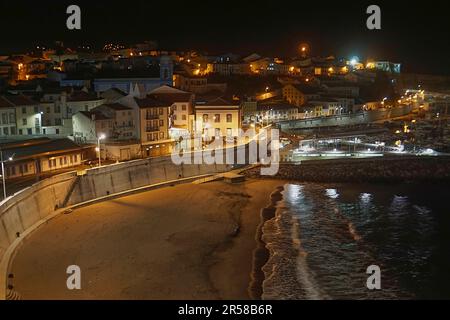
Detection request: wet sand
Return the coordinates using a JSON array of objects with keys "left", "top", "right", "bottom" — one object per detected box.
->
[{"left": 10, "top": 179, "right": 286, "bottom": 300}]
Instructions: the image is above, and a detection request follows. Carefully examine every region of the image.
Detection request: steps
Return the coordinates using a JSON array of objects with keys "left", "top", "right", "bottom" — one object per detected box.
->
[
  {"left": 61, "top": 175, "right": 80, "bottom": 208},
  {"left": 6, "top": 289, "right": 21, "bottom": 300}
]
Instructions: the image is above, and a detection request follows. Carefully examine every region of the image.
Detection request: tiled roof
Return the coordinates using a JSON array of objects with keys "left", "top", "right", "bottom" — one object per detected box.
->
[
  {"left": 0, "top": 138, "right": 86, "bottom": 161},
  {"left": 0, "top": 94, "right": 37, "bottom": 106},
  {"left": 147, "top": 92, "right": 192, "bottom": 104},
  {"left": 134, "top": 96, "right": 169, "bottom": 108},
  {"left": 68, "top": 91, "right": 102, "bottom": 102},
  {"left": 196, "top": 97, "right": 236, "bottom": 107},
  {"left": 0, "top": 96, "right": 14, "bottom": 109},
  {"left": 78, "top": 110, "right": 112, "bottom": 120},
  {"left": 101, "top": 103, "right": 131, "bottom": 111}
]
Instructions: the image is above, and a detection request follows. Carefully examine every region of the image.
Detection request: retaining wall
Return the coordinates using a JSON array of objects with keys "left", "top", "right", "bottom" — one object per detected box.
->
[
  {"left": 0, "top": 156, "right": 231, "bottom": 282},
  {"left": 0, "top": 172, "right": 76, "bottom": 260}
]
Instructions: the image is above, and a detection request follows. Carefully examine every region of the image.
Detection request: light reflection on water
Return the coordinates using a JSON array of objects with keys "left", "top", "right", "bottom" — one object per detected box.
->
[{"left": 262, "top": 183, "right": 450, "bottom": 300}]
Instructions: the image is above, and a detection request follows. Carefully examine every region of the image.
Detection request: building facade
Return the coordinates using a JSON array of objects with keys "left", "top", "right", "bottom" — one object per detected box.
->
[{"left": 194, "top": 98, "right": 241, "bottom": 139}]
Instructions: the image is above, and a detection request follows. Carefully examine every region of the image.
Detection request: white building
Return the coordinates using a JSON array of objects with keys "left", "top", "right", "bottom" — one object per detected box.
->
[
  {"left": 148, "top": 85, "right": 194, "bottom": 133},
  {"left": 194, "top": 97, "right": 241, "bottom": 139},
  {"left": 72, "top": 110, "right": 113, "bottom": 143},
  {"left": 0, "top": 96, "right": 18, "bottom": 137},
  {"left": 2, "top": 94, "right": 42, "bottom": 135}
]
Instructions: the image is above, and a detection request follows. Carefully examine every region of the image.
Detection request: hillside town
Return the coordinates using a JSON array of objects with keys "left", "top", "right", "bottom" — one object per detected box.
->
[
  {"left": 3, "top": 0, "right": 450, "bottom": 303},
  {"left": 0, "top": 41, "right": 449, "bottom": 184}
]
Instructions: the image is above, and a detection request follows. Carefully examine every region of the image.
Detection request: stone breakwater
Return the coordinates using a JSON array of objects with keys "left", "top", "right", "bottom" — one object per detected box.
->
[{"left": 244, "top": 156, "right": 450, "bottom": 182}]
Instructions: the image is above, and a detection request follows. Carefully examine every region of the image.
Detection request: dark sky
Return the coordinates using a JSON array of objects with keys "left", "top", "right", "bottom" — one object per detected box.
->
[{"left": 1, "top": 0, "right": 450, "bottom": 74}]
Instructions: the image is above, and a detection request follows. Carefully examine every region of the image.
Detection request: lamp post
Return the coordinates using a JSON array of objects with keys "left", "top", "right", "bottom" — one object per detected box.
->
[
  {"left": 97, "top": 134, "right": 105, "bottom": 167},
  {"left": 0, "top": 148, "right": 13, "bottom": 200}
]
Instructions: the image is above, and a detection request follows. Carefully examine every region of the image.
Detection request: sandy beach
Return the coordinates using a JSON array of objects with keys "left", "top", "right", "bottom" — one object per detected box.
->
[{"left": 10, "top": 178, "right": 286, "bottom": 300}]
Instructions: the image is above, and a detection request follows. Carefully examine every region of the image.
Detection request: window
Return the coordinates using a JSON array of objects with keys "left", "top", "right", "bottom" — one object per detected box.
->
[
  {"left": 159, "top": 120, "right": 164, "bottom": 127},
  {"left": 173, "top": 105, "right": 177, "bottom": 111},
  {"left": 215, "top": 128, "right": 221, "bottom": 137},
  {"left": 182, "top": 115, "right": 187, "bottom": 120},
  {"left": 56, "top": 129, "right": 59, "bottom": 134},
  {"left": 48, "top": 160, "right": 52, "bottom": 168},
  {"left": 214, "top": 114, "right": 220, "bottom": 123},
  {"left": 22, "top": 107, "right": 26, "bottom": 114},
  {"left": 160, "top": 132, "right": 164, "bottom": 139},
  {"left": 9, "top": 114, "right": 14, "bottom": 123},
  {"left": 10, "top": 127, "right": 16, "bottom": 135},
  {"left": 34, "top": 106, "right": 39, "bottom": 113},
  {"left": 22, "top": 118, "right": 27, "bottom": 125},
  {"left": 55, "top": 118, "right": 62, "bottom": 125},
  {"left": 60, "top": 158, "right": 63, "bottom": 166},
  {"left": 182, "top": 104, "right": 187, "bottom": 111},
  {"left": 27, "top": 128, "right": 32, "bottom": 135},
  {"left": 3, "top": 127, "right": 8, "bottom": 135},
  {"left": 2, "top": 113, "right": 7, "bottom": 124},
  {"left": 226, "top": 128, "right": 232, "bottom": 137},
  {"left": 226, "top": 114, "right": 232, "bottom": 122},
  {"left": 35, "top": 117, "right": 40, "bottom": 126},
  {"left": 46, "top": 107, "right": 51, "bottom": 113},
  {"left": 203, "top": 114, "right": 208, "bottom": 122},
  {"left": 19, "top": 129, "right": 23, "bottom": 135},
  {"left": 159, "top": 108, "right": 163, "bottom": 115}
]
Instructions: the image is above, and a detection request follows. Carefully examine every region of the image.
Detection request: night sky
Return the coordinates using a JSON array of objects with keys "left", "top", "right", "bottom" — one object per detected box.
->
[{"left": 1, "top": 0, "right": 450, "bottom": 74}]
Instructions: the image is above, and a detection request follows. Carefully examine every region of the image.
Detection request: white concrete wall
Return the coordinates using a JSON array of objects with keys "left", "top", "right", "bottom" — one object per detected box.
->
[
  {"left": 0, "top": 172, "right": 76, "bottom": 259},
  {"left": 67, "top": 156, "right": 231, "bottom": 205}
]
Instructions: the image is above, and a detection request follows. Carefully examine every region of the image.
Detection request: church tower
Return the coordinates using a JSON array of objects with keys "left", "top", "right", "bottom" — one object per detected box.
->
[{"left": 159, "top": 55, "right": 173, "bottom": 85}]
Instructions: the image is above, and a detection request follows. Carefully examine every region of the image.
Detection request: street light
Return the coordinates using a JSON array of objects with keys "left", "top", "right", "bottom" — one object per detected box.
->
[
  {"left": 97, "top": 134, "right": 105, "bottom": 167},
  {"left": 0, "top": 148, "right": 14, "bottom": 200}
]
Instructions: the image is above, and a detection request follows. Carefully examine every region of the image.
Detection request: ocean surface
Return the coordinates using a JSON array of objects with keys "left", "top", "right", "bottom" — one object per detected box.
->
[{"left": 261, "top": 183, "right": 450, "bottom": 300}]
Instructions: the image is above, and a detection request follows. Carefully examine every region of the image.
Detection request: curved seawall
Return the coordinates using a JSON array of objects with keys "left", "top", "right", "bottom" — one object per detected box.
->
[{"left": 0, "top": 156, "right": 231, "bottom": 299}]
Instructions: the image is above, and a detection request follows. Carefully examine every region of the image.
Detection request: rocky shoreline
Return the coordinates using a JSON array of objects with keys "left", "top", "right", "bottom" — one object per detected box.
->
[{"left": 244, "top": 156, "right": 450, "bottom": 183}]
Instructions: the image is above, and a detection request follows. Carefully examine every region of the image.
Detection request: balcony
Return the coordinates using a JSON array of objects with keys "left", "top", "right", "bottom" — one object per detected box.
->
[{"left": 146, "top": 127, "right": 159, "bottom": 132}]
